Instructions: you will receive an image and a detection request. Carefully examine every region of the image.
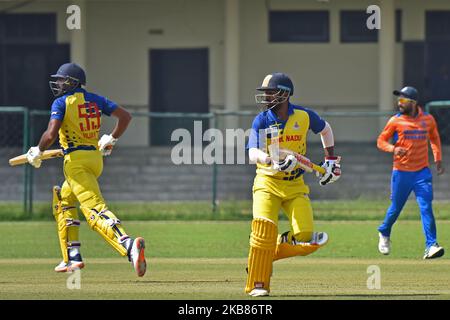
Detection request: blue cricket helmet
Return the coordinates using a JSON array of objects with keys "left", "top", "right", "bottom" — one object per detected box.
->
[
  {"left": 49, "top": 63, "right": 86, "bottom": 97},
  {"left": 257, "top": 72, "right": 294, "bottom": 96},
  {"left": 393, "top": 86, "right": 418, "bottom": 101},
  {"left": 255, "top": 73, "right": 294, "bottom": 109}
]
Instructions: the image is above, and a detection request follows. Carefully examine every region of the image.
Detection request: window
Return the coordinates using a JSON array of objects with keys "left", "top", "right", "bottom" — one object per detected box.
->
[
  {"left": 396, "top": 10, "right": 402, "bottom": 42},
  {"left": 340, "top": 11, "right": 378, "bottom": 43},
  {"left": 426, "top": 11, "right": 450, "bottom": 41},
  {"left": 269, "top": 11, "right": 329, "bottom": 43},
  {"left": 0, "top": 13, "right": 56, "bottom": 43}
]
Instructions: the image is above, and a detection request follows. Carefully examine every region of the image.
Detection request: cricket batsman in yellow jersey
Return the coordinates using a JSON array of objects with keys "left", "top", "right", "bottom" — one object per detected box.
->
[
  {"left": 245, "top": 73, "right": 341, "bottom": 296},
  {"left": 25, "top": 63, "right": 146, "bottom": 277}
]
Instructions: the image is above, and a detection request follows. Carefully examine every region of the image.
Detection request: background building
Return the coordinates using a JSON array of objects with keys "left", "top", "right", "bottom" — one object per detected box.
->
[
  {"left": 1, "top": 0, "right": 449, "bottom": 145},
  {"left": 1, "top": 0, "right": 450, "bottom": 204}
]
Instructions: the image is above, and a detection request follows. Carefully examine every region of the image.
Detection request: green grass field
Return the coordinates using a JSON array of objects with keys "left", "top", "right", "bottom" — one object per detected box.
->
[
  {"left": 3, "top": 199, "right": 450, "bottom": 221},
  {"left": 0, "top": 220, "right": 449, "bottom": 300}
]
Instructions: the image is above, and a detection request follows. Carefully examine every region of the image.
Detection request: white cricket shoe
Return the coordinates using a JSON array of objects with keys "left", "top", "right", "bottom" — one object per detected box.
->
[
  {"left": 129, "top": 237, "right": 147, "bottom": 277},
  {"left": 423, "top": 244, "right": 445, "bottom": 260},
  {"left": 54, "top": 260, "right": 85, "bottom": 272},
  {"left": 310, "top": 232, "right": 329, "bottom": 246},
  {"left": 378, "top": 233, "right": 391, "bottom": 255},
  {"left": 54, "top": 261, "right": 69, "bottom": 272},
  {"left": 248, "top": 288, "right": 269, "bottom": 297},
  {"left": 291, "top": 231, "right": 329, "bottom": 246}
]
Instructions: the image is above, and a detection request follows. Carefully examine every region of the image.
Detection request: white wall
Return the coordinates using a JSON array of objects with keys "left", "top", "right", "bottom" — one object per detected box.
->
[{"left": 2, "top": 0, "right": 450, "bottom": 143}]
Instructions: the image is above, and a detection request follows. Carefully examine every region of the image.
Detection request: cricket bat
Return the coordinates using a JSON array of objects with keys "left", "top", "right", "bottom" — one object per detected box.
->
[
  {"left": 265, "top": 126, "right": 325, "bottom": 175},
  {"left": 278, "top": 148, "right": 326, "bottom": 175},
  {"left": 9, "top": 149, "right": 64, "bottom": 166}
]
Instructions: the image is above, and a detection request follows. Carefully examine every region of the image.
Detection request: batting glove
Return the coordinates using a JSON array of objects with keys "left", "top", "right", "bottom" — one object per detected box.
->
[
  {"left": 98, "top": 134, "right": 118, "bottom": 156},
  {"left": 26, "top": 146, "right": 42, "bottom": 168},
  {"left": 317, "top": 156, "right": 341, "bottom": 186},
  {"left": 272, "top": 154, "right": 297, "bottom": 172}
]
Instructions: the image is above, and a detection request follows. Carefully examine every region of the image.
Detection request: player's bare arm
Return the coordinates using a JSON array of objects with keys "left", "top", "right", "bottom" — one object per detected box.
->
[
  {"left": 98, "top": 106, "right": 132, "bottom": 156},
  {"left": 38, "top": 119, "right": 62, "bottom": 152},
  {"left": 25, "top": 119, "right": 62, "bottom": 168},
  {"left": 110, "top": 106, "right": 132, "bottom": 139},
  {"left": 318, "top": 121, "right": 341, "bottom": 186}
]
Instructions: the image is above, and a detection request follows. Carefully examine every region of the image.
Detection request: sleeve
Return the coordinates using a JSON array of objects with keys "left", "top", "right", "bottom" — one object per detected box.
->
[
  {"left": 50, "top": 98, "right": 66, "bottom": 121},
  {"left": 377, "top": 117, "right": 397, "bottom": 153},
  {"left": 429, "top": 116, "right": 442, "bottom": 162},
  {"left": 98, "top": 95, "right": 118, "bottom": 116},
  {"left": 247, "top": 115, "right": 265, "bottom": 149},
  {"left": 306, "top": 109, "right": 326, "bottom": 134}
]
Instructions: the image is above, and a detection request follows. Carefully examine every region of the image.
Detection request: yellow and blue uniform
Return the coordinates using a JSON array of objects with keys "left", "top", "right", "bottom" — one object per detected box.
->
[
  {"left": 247, "top": 103, "right": 326, "bottom": 241},
  {"left": 51, "top": 88, "right": 130, "bottom": 259}
]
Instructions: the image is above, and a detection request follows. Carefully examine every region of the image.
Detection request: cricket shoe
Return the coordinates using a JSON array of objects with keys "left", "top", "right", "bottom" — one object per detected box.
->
[
  {"left": 54, "top": 259, "right": 85, "bottom": 272},
  {"left": 248, "top": 288, "right": 269, "bottom": 297},
  {"left": 378, "top": 233, "right": 391, "bottom": 255},
  {"left": 128, "top": 237, "right": 147, "bottom": 277},
  {"left": 291, "top": 231, "right": 329, "bottom": 246},
  {"left": 423, "top": 244, "right": 445, "bottom": 260}
]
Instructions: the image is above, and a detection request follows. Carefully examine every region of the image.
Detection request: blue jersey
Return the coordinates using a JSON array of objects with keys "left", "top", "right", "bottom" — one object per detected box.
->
[
  {"left": 247, "top": 103, "right": 326, "bottom": 179},
  {"left": 50, "top": 88, "right": 118, "bottom": 150}
]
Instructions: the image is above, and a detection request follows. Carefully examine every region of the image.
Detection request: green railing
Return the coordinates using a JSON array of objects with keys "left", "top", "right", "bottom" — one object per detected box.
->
[
  {"left": 0, "top": 107, "right": 30, "bottom": 216},
  {"left": 0, "top": 107, "right": 409, "bottom": 218},
  {"left": 425, "top": 100, "right": 450, "bottom": 113}
]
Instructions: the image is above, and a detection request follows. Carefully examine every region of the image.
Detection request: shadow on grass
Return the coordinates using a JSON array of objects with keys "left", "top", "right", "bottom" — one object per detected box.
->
[
  {"left": 273, "top": 293, "right": 441, "bottom": 298},
  {"left": 130, "top": 280, "right": 240, "bottom": 284}
]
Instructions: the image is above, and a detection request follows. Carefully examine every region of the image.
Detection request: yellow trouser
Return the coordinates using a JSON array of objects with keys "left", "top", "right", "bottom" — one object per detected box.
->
[
  {"left": 252, "top": 174, "right": 313, "bottom": 241},
  {"left": 245, "top": 174, "right": 326, "bottom": 294},
  {"left": 62, "top": 150, "right": 128, "bottom": 256}
]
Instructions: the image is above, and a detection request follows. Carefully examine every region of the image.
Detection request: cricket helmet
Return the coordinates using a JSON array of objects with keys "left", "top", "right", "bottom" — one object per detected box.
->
[
  {"left": 49, "top": 63, "right": 86, "bottom": 97},
  {"left": 255, "top": 73, "right": 294, "bottom": 109},
  {"left": 393, "top": 86, "right": 418, "bottom": 101}
]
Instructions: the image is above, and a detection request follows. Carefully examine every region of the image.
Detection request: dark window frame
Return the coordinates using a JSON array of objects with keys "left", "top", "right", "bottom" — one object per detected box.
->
[
  {"left": 0, "top": 13, "right": 57, "bottom": 44},
  {"left": 340, "top": 10, "right": 378, "bottom": 43},
  {"left": 269, "top": 10, "right": 330, "bottom": 43},
  {"left": 426, "top": 11, "right": 450, "bottom": 41},
  {"left": 396, "top": 9, "right": 402, "bottom": 43}
]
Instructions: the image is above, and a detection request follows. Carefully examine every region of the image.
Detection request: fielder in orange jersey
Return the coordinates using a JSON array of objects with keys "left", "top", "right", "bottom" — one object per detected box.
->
[
  {"left": 377, "top": 86, "right": 445, "bottom": 259},
  {"left": 25, "top": 63, "right": 146, "bottom": 276}
]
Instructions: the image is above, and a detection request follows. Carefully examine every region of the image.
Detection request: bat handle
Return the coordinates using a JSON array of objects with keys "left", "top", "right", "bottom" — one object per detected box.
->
[{"left": 312, "top": 163, "right": 326, "bottom": 175}]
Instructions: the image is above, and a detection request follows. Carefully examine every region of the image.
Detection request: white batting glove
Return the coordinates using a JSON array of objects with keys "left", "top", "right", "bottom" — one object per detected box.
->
[
  {"left": 317, "top": 156, "right": 341, "bottom": 186},
  {"left": 272, "top": 154, "right": 297, "bottom": 172},
  {"left": 26, "top": 146, "right": 42, "bottom": 168},
  {"left": 98, "top": 134, "right": 118, "bottom": 156}
]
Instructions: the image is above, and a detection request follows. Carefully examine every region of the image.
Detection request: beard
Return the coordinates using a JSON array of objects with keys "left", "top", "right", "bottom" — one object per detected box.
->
[{"left": 399, "top": 104, "right": 414, "bottom": 115}]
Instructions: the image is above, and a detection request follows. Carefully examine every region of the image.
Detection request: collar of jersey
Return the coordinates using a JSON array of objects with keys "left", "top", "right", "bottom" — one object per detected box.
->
[
  {"left": 397, "top": 108, "right": 424, "bottom": 120},
  {"left": 65, "top": 87, "right": 86, "bottom": 96},
  {"left": 267, "top": 103, "right": 294, "bottom": 122}
]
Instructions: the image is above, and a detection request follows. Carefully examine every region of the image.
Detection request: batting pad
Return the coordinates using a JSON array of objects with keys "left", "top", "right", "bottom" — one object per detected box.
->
[
  {"left": 53, "top": 186, "right": 69, "bottom": 263},
  {"left": 273, "top": 231, "right": 327, "bottom": 261},
  {"left": 245, "top": 218, "right": 278, "bottom": 294},
  {"left": 80, "top": 207, "right": 128, "bottom": 257}
]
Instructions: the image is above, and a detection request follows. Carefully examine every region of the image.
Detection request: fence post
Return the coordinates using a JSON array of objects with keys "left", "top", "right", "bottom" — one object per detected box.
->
[
  {"left": 211, "top": 113, "right": 218, "bottom": 217},
  {"left": 22, "top": 108, "right": 31, "bottom": 217},
  {"left": 28, "top": 111, "right": 36, "bottom": 217}
]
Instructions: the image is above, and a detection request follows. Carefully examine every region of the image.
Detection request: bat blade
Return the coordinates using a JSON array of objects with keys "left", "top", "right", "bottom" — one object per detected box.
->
[
  {"left": 278, "top": 148, "right": 326, "bottom": 175},
  {"left": 9, "top": 149, "right": 64, "bottom": 166}
]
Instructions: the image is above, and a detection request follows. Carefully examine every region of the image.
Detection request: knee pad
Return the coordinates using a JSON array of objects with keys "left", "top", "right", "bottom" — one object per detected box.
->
[{"left": 245, "top": 217, "right": 278, "bottom": 294}]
